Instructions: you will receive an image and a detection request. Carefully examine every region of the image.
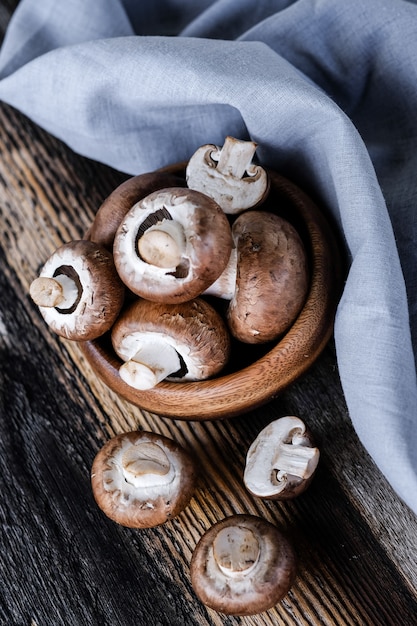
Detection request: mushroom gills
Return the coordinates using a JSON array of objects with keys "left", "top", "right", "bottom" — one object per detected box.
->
[{"left": 53, "top": 267, "right": 83, "bottom": 313}]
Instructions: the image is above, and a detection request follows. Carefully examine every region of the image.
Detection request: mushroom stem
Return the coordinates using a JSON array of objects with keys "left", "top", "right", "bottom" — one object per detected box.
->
[
  {"left": 273, "top": 443, "right": 319, "bottom": 480},
  {"left": 121, "top": 442, "right": 172, "bottom": 488},
  {"left": 214, "top": 136, "right": 258, "bottom": 179},
  {"left": 203, "top": 247, "right": 237, "bottom": 300},
  {"left": 137, "top": 220, "right": 186, "bottom": 269},
  {"left": 119, "top": 338, "right": 182, "bottom": 390},
  {"left": 213, "top": 526, "right": 260, "bottom": 578},
  {"left": 29, "top": 275, "right": 79, "bottom": 309}
]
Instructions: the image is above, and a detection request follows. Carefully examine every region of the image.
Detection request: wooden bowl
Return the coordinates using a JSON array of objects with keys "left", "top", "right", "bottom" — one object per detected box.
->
[{"left": 80, "top": 163, "right": 343, "bottom": 420}]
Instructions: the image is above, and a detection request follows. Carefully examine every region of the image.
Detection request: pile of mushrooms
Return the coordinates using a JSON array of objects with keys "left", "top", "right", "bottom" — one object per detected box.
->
[{"left": 29, "top": 136, "right": 309, "bottom": 391}]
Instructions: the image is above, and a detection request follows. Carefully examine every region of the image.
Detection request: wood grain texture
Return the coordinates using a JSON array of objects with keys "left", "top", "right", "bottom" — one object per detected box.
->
[{"left": 1, "top": 6, "right": 417, "bottom": 625}]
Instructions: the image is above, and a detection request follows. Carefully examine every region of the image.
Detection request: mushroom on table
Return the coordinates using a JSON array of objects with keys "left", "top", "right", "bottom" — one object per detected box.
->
[
  {"left": 91, "top": 431, "right": 198, "bottom": 528},
  {"left": 29, "top": 240, "right": 125, "bottom": 341},
  {"left": 190, "top": 514, "right": 296, "bottom": 615},
  {"left": 244, "top": 416, "right": 320, "bottom": 499}
]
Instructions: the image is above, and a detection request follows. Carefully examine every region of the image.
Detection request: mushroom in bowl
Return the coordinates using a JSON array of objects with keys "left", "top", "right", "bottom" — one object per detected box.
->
[
  {"left": 186, "top": 135, "right": 269, "bottom": 214},
  {"left": 112, "top": 187, "right": 233, "bottom": 303},
  {"left": 111, "top": 297, "right": 231, "bottom": 390},
  {"left": 29, "top": 240, "right": 125, "bottom": 341},
  {"left": 204, "top": 209, "right": 309, "bottom": 343}
]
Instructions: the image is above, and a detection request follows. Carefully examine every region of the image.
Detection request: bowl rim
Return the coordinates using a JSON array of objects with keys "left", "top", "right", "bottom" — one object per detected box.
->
[{"left": 80, "top": 163, "right": 343, "bottom": 420}]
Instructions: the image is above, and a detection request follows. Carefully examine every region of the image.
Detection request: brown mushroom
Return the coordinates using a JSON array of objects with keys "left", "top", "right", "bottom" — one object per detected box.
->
[
  {"left": 190, "top": 514, "right": 296, "bottom": 615},
  {"left": 112, "top": 187, "right": 233, "bottom": 303},
  {"left": 29, "top": 240, "right": 125, "bottom": 341},
  {"left": 186, "top": 136, "right": 269, "bottom": 214},
  {"left": 243, "top": 416, "right": 320, "bottom": 500},
  {"left": 111, "top": 297, "right": 231, "bottom": 390},
  {"left": 89, "top": 170, "right": 185, "bottom": 250},
  {"left": 207, "top": 210, "right": 309, "bottom": 344},
  {"left": 91, "top": 430, "right": 198, "bottom": 528}
]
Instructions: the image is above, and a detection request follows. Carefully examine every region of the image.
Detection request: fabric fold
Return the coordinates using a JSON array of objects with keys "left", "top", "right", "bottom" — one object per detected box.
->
[{"left": 1, "top": 0, "right": 416, "bottom": 514}]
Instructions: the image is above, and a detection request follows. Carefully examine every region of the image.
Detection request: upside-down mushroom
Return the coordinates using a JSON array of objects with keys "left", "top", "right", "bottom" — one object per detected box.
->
[
  {"left": 111, "top": 297, "right": 231, "bottom": 390},
  {"left": 205, "top": 210, "right": 309, "bottom": 343},
  {"left": 113, "top": 187, "right": 233, "bottom": 303},
  {"left": 91, "top": 430, "right": 198, "bottom": 528},
  {"left": 244, "top": 416, "right": 320, "bottom": 499},
  {"left": 29, "top": 240, "right": 124, "bottom": 341},
  {"left": 190, "top": 514, "right": 296, "bottom": 615},
  {"left": 186, "top": 136, "right": 269, "bottom": 214}
]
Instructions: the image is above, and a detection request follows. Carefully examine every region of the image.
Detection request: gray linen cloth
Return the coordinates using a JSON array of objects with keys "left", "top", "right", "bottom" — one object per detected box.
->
[{"left": 1, "top": 0, "right": 416, "bottom": 514}]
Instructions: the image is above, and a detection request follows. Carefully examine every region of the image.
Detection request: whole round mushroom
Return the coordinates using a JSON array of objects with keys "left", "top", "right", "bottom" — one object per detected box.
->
[
  {"left": 91, "top": 430, "right": 198, "bottom": 528},
  {"left": 243, "top": 416, "right": 320, "bottom": 500},
  {"left": 111, "top": 297, "right": 231, "bottom": 390},
  {"left": 205, "top": 210, "right": 309, "bottom": 343},
  {"left": 112, "top": 187, "right": 233, "bottom": 303},
  {"left": 190, "top": 514, "right": 296, "bottom": 615},
  {"left": 186, "top": 136, "right": 269, "bottom": 214},
  {"left": 89, "top": 170, "right": 185, "bottom": 250},
  {"left": 29, "top": 240, "right": 125, "bottom": 341}
]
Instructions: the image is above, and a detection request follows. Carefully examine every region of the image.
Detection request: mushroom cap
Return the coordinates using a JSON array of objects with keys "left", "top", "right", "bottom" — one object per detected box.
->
[
  {"left": 89, "top": 171, "right": 185, "bottom": 250},
  {"left": 111, "top": 297, "right": 231, "bottom": 382},
  {"left": 227, "top": 210, "right": 309, "bottom": 343},
  {"left": 33, "top": 240, "right": 125, "bottom": 341},
  {"left": 91, "top": 430, "right": 198, "bottom": 528},
  {"left": 190, "top": 514, "right": 296, "bottom": 615},
  {"left": 113, "top": 187, "right": 233, "bottom": 303},
  {"left": 243, "top": 416, "right": 320, "bottom": 500}
]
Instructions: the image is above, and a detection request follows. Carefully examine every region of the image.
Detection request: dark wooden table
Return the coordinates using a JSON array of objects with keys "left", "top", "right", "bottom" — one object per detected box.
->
[{"left": 1, "top": 3, "right": 417, "bottom": 625}]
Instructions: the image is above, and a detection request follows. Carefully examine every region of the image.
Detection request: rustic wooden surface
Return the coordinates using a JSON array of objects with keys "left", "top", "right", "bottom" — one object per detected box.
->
[{"left": 1, "top": 4, "right": 417, "bottom": 625}]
